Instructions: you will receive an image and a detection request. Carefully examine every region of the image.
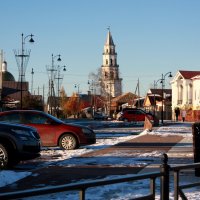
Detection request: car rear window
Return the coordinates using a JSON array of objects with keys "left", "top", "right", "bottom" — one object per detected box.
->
[
  {"left": 22, "top": 113, "right": 48, "bottom": 124},
  {"left": 0, "top": 113, "right": 20, "bottom": 123}
]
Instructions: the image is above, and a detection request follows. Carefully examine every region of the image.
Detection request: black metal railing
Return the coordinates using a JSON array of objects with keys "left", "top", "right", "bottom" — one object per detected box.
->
[
  {"left": 172, "top": 163, "right": 200, "bottom": 200},
  {"left": 0, "top": 171, "right": 163, "bottom": 200},
  {"left": 1, "top": 154, "right": 200, "bottom": 200}
]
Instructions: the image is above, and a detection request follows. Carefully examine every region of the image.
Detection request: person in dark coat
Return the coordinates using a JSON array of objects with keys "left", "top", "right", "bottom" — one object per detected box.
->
[{"left": 175, "top": 107, "right": 180, "bottom": 121}]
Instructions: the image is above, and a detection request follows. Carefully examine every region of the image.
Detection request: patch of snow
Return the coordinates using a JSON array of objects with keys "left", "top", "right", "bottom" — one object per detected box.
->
[{"left": 0, "top": 171, "right": 31, "bottom": 187}]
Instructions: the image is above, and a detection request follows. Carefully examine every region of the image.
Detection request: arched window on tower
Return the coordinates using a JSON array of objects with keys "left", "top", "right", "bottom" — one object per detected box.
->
[
  {"left": 106, "top": 59, "right": 108, "bottom": 65},
  {"left": 110, "top": 59, "right": 113, "bottom": 66},
  {"left": 105, "top": 72, "right": 108, "bottom": 79},
  {"left": 110, "top": 71, "right": 114, "bottom": 79},
  {"left": 116, "top": 69, "right": 119, "bottom": 79}
]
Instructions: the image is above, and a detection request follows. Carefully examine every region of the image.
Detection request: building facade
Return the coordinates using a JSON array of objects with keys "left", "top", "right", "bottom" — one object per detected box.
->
[
  {"left": 101, "top": 29, "right": 122, "bottom": 98},
  {"left": 144, "top": 88, "right": 172, "bottom": 120},
  {"left": 171, "top": 70, "right": 200, "bottom": 121}
]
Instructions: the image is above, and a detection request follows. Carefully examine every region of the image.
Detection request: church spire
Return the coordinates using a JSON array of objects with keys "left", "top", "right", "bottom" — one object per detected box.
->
[
  {"left": 101, "top": 29, "right": 122, "bottom": 99},
  {"left": 105, "top": 27, "right": 114, "bottom": 46}
]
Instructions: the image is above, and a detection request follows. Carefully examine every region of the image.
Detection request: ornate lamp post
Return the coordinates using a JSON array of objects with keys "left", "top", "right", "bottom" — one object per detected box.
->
[
  {"left": 55, "top": 65, "right": 66, "bottom": 117},
  {"left": 31, "top": 68, "right": 34, "bottom": 94},
  {"left": 15, "top": 33, "right": 35, "bottom": 109},
  {"left": 153, "top": 78, "right": 162, "bottom": 116},
  {"left": 47, "top": 54, "right": 61, "bottom": 115},
  {"left": 56, "top": 65, "right": 66, "bottom": 97},
  {"left": 161, "top": 72, "right": 172, "bottom": 124},
  {"left": 75, "top": 84, "right": 80, "bottom": 118},
  {"left": 88, "top": 80, "right": 95, "bottom": 117}
]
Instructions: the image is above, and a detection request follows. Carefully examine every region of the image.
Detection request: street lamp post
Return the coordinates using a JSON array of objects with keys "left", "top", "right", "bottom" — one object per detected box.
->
[
  {"left": 75, "top": 84, "right": 80, "bottom": 118},
  {"left": 161, "top": 72, "right": 172, "bottom": 124},
  {"left": 153, "top": 79, "right": 162, "bottom": 116},
  {"left": 56, "top": 65, "right": 66, "bottom": 97},
  {"left": 47, "top": 54, "right": 61, "bottom": 115},
  {"left": 55, "top": 65, "right": 66, "bottom": 117},
  {"left": 31, "top": 68, "right": 34, "bottom": 94},
  {"left": 18, "top": 33, "right": 35, "bottom": 109},
  {"left": 88, "top": 80, "right": 95, "bottom": 117}
]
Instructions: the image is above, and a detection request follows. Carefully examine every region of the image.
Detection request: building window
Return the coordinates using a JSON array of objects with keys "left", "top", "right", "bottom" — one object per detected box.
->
[
  {"left": 105, "top": 72, "right": 107, "bottom": 79},
  {"left": 188, "top": 83, "right": 192, "bottom": 104},
  {"left": 110, "top": 71, "right": 114, "bottom": 79},
  {"left": 178, "top": 85, "right": 183, "bottom": 104},
  {"left": 195, "top": 90, "right": 196, "bottom": 100}
]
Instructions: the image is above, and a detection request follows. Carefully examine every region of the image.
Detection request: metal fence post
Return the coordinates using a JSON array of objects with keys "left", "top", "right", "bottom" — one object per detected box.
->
[
  {"left": 160, "top": 153, "right": 170, "bottom": 200},
  {"left": 79, "top": 189, "right": 85, "bottom": 200},
  {"left": 192, "top": 122, "right": 200, "bottom": 176}
]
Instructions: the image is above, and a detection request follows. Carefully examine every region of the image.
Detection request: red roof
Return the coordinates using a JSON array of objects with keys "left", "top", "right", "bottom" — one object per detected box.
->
[{"left": 179, "top": 70, "right": 200, "bottom": 79}]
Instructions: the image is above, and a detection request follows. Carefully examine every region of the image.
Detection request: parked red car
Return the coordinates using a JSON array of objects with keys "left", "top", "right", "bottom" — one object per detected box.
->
[
  {"left": 118, "top": 108, "right": 154, "bottom": 122},
  {"left": 0, "top": 110, "right": 96, "bottom": 150}
]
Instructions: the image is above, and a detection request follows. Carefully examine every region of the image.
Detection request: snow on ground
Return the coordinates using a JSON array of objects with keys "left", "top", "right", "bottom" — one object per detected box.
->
[
  {"left": 0, "top": 171, "right": 31, "bottom": 188},
  {"left": 1, "top": 121, "right": 200, "bottom": 199}
]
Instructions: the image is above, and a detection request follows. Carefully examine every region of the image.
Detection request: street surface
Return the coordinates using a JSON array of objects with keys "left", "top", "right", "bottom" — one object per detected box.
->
[
  {"left": 0, "top": 121, "right": 197, "bottom": 199},
  {"left": 15, "top": 124, "right": 144, "bottom": 170}
]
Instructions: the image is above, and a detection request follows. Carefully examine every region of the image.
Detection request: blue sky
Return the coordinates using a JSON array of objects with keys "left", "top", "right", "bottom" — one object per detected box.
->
[{"left": 1, "top": 0, "right": 200, "bottom": 99}]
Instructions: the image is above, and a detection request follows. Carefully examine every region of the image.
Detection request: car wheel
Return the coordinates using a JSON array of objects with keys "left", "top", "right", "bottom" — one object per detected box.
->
[
  {"left": 0, "top": 144, "right": 8, "bottom": 169},
  {"left": 0, "top": 144, "right": 20, "bottom": 169},
  {"left": 59, "top": 134, "right": 78, "bottom": 150}
]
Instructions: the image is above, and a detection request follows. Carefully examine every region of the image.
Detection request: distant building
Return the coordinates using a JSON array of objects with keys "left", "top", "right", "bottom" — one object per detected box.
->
[
  {"left": 171, "top": 70, "right": 200, "bottom": 121},
  {"left": 101, "top": 29, "right": 122, "bottom": 98},
  {"left": 111, "top": 92, "right": 138, "bottom": 112},
  {"left": 2, "top": 61, "right": 15, "bottom": 81},
  {"left": 144, "top": 88, "right": 172, "bottom": 120},
  {"left": 0, "top": 59, "right": 42, "bottom": 110},
  {"left": 0, "top": 60, "right": 28, "bottom": 109}
]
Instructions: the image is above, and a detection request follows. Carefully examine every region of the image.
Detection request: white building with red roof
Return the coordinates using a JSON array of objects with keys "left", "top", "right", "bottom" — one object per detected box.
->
[{"left": 171, "top": 70, "right": 200, "bottom": 121}]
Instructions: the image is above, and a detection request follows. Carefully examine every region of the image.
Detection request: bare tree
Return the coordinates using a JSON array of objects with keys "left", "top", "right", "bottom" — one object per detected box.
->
[{"left": 88, "top": 67, "right": 107, "bottom": 96}]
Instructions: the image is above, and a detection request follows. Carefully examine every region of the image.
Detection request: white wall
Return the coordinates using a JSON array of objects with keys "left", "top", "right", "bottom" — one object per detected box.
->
[
  {"left": 171, "top": 72, "right": 200, "bottom": 112},
  {"left": 193, "top": 78, "right": 200, "bottom": 109}
]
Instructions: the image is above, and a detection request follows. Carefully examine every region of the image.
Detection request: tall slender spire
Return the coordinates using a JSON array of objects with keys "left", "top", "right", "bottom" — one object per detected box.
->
[
  {"left": 105, "top": 27, "right": 114, "bottom": 46},
  {"left": 101, "top": 29, "right": 122, "bottom": 99}
]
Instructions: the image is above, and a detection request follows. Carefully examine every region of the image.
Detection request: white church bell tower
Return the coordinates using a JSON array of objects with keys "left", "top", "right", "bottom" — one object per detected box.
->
[{"left": 101, "top": 29, "right": 122, "bottom": 97}]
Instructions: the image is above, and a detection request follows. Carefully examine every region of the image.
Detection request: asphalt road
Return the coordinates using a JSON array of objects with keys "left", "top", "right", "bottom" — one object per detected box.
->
[
  {"left": 0, "top": 126, "right": 188, "bottom": 194},
  {"left": 13, "top": 125, "right": 144, "bottom": 170}
]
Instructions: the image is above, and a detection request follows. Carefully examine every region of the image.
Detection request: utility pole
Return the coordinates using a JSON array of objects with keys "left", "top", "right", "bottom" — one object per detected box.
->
[
  {"left": 46, "top": 54, "right": 61, "bottom": 115},
  {"left": 31, "top": 68, "right": 34, "bottom": 94},
  {"left": 75, "top": 84, "right": 80, "bottom": 118}
]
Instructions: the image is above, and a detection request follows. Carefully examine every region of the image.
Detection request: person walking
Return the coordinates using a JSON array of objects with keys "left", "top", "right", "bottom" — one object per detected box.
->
[
  {"left": 175, "top": 107, "right": 180, "bottom": 121},
  {"left": 181, "top": 109, "right": 186, "bottom": 122}
]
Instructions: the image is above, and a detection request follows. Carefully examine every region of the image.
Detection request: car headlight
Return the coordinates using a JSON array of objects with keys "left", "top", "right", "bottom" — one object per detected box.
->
[
  {"left": 11, "top": 129, "right": 32, "bottom": 141},
  {"left": 82, "top": 128, "right": 94, "bottom": 135}
]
